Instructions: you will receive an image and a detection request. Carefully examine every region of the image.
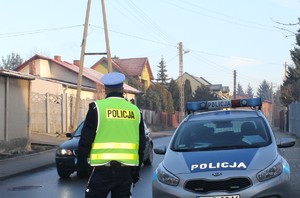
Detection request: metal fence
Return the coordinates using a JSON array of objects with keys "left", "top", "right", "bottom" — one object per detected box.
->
[
  {"left": 288, "top": 101, "right": 300, "bottom": 137},
  {"left": 31, "top": 92, "right": 300, "bottom": 136},
  {"left": 30, "top": 92, "right": 179, "bottom": 134},
  {"left": 141, "top": 109, "right": 180, "bottom": 130}
]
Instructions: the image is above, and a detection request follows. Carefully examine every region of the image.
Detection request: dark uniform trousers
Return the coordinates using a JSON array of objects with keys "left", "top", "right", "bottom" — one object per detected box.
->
[{"left": 86, "top": 162, "right": 134, "bottom": 198}]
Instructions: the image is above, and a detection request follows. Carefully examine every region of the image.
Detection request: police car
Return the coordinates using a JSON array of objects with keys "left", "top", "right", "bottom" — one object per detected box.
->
[{"left": 152, "top": 98, "right": 295, "bottom": 198}]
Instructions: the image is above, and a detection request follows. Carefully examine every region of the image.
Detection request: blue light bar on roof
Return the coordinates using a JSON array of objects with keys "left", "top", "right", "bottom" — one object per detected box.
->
[{"left": 186, "top": 98, "right": 262, "bottom": 112}]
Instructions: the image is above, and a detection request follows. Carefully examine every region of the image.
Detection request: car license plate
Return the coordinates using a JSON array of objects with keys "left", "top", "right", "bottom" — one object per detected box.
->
[{"left": 197, "top": 195, "right": 240, "bottom": 198}]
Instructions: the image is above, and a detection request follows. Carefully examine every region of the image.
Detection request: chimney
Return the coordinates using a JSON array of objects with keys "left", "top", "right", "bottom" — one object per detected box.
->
[
  {"left": 73, "top": 60, "right": 80, "bottom": 66},
  {"left": 54, "top": 55, "right": 61, "bottom": 61}
]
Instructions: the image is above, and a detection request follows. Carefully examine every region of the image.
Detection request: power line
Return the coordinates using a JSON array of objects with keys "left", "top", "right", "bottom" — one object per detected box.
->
[
  {"left": 0, "top": 25, "right": 83, "bottom": 38},
  {"left": 189, "top": 52, "right": 232, "bottom": 75},
  {"left": 127, "top": 0, "right": 177, "bottom": 43},
  {"left": 1, "top": 23, "right": 287, "bottom": 70},
  {"left": 180, "top": 0, "right": 276, "bottom": 30},
  {"left": 108, "top": 0, "right": 175, "bottom": 46},
  {"left": 187, "top": 52, "right": 269, "bottom": 91},
  {"left": 161, "top": 0, "right": 280, "bottom": 33},
  {"left": 89, "top": 24, "right": 177, "bottom": 48}
]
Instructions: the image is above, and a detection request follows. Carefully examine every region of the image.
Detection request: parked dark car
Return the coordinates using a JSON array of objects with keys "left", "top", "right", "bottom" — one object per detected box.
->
[{"left": 55, "top": 121, "right": 153, "bottom": 178}]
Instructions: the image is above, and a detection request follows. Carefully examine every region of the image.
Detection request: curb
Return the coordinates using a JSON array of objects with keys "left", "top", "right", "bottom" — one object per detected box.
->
[{"left": 0, "top": 148, "right": 57, "bottom": 180}]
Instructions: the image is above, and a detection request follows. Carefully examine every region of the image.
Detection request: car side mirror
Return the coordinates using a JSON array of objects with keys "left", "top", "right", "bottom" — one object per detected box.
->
[
  {"left": 66, "top": 132, "right": 72, "bottom": 138},
  {"left": 277, "top": 137, "right": 296, "bottom": 148},
  {"left": 154, "top": 146, "right": 167, "bottom": 155}
]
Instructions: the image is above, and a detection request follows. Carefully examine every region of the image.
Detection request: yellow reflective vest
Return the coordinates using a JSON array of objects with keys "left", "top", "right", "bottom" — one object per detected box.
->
[{"left": 90, "top": 97, "right": 141, "bottom": 166}]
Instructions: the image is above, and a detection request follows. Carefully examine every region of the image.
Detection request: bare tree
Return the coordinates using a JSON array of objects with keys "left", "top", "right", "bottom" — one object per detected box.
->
[{"left": 1, "top": 52, "right": 23, "bottom": 70}]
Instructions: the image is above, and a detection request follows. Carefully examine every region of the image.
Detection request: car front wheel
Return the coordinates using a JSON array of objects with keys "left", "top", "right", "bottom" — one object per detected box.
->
[{"left": 57, "top": 168, "right": 73, "bottom": 178}]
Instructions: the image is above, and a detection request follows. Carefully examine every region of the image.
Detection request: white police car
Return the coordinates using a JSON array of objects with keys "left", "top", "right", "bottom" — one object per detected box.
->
[{"left": 152, "top": 98, "right": 295, "bottom": 198}]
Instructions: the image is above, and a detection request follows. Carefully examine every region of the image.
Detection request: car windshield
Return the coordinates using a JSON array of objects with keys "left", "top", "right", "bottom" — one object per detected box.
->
[
  {"left": 171, "top": 117, "right": 271, "bottom": 151},
  {"left": 72, "top": 122, "right": 84, "bottom": 137}
]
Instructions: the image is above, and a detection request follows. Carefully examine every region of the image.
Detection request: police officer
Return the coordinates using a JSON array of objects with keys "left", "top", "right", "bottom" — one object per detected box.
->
[{"left": 77, "top": 72, "right": 146, "bottom": 198}]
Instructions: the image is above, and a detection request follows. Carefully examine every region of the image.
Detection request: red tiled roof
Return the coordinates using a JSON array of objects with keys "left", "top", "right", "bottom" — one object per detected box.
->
[
  {"left": 91, "top": 57, "right": 154, "bottom": 80},
  {"left": 113, "top": 58, "right": 145, "bottom": 76},
  {"left": 91, "top": 57, "right": 127, "bottom": 74},
  {"left": 113, "top": 57, "right": 154, "bottom": 80}
]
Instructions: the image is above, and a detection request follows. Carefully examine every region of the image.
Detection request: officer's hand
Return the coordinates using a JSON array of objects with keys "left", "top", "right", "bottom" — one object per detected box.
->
[{"left": 76, "top": 158, "right": 87, "bottom": 172}]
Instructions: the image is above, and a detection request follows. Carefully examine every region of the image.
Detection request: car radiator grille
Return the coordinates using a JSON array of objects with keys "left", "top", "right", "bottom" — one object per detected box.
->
[{"left": 184, "top": 178, "right": 252, "bottom": 193}]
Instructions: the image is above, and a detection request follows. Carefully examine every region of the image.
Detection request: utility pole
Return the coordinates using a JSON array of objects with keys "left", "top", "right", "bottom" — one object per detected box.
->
[
  {"left": 71, "top": 0, "right": 91, "bottom": 131},
  {"left": 284, "top": 62, "right": 288, "bottom": 81},
  {"left": 71, "top": 0, "right": 112, "bottom": 131},
  {"left": 178, "top": 42, "right": 184, "bottom": 121},
  {"left": 101, "top": 0, "right": 112, "bottom": 73},
  {"left": 233, "top": 70, "right": 236, "bottom": 99},
  {"left": 283, "top": 62, "right": 288, "bottom": 132},
  {"left": 178, "top": 42, "right": 190, "bottom": 121},
  {"left": 271, "top": 82, "right": 274, "bottom": 126}
]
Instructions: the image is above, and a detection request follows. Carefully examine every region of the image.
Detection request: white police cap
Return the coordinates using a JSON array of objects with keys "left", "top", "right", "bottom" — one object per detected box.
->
[{"left": 101, "top": 72, "right": 125, "bottom": 88}]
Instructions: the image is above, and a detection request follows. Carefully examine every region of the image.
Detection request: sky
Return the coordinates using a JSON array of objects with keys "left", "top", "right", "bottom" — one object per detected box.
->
[{"left": 1, "top": 0, "right": 299, "bottom": 95}]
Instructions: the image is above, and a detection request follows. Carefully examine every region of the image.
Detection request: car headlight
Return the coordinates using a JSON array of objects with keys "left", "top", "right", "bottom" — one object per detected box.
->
[
  {"left": 56, "top": 148, "right": 73, "bottom": 156},
  {"left": 156, "top": 164, "right": 179, "bottom": 186},
  {"left": 257, "top": 160, "right": 283, "bottom": 182}
]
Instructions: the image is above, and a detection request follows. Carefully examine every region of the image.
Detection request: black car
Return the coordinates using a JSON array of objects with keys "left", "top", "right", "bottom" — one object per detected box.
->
[{"left": 55, "top": 121, "right": 153, "bottom": 178}]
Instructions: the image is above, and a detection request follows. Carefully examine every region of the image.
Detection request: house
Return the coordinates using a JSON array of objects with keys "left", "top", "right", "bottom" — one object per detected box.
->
[
  {"left": 0, "top": 69, "right": 34, "bottom": 153},
  {"left": 91, "top": 57, "right": 154, "bottom": 91},
  {"left": 177, "top": 72, "right": 230, "bottom": 99},
  {"left": 15, "top": 55, "right": 140, "bottom": 99},
  {"left": 210, "top": 84, "right": 230, "bottom": 100},
  {"left": 14, "top": 54, "right": 141, "bottom": 134}
]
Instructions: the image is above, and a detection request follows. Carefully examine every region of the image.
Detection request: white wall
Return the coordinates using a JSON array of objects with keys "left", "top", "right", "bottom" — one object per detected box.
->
[
  {"left": 0, "top": 77, "right": 5, "bottom": 141},
  {"left": 0, "top": 75, "right": 30, "bottom": 153}
]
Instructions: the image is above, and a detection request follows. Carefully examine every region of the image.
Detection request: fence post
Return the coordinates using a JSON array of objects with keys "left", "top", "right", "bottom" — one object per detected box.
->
[
  {"left": 69, "top": 96, "right": 73, "bottom": 131},
  {"left": 46, "top": 93, "right": 50, "bottom": 133},
  {"left": 61, "top": 93, "right": 66, "bottom": 134}
]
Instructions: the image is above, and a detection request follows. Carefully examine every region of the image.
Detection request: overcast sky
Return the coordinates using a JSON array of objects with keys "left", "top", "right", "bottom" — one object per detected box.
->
[{"left": 1, "top": 0, "right": 299, "bottom": 94}]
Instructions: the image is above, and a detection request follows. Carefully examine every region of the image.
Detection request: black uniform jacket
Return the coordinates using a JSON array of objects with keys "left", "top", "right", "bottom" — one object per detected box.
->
[{"left": 77, "top": 92, "right": 146, "bottom": 170}]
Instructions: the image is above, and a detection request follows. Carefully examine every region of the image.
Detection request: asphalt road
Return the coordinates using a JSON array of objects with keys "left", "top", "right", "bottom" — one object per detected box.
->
[
  {"left": 0, "top": 136, "right": 170, "bottom": 198},
  {"left": 0, "top": 129, "right": 299, "bottom": 197}
]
